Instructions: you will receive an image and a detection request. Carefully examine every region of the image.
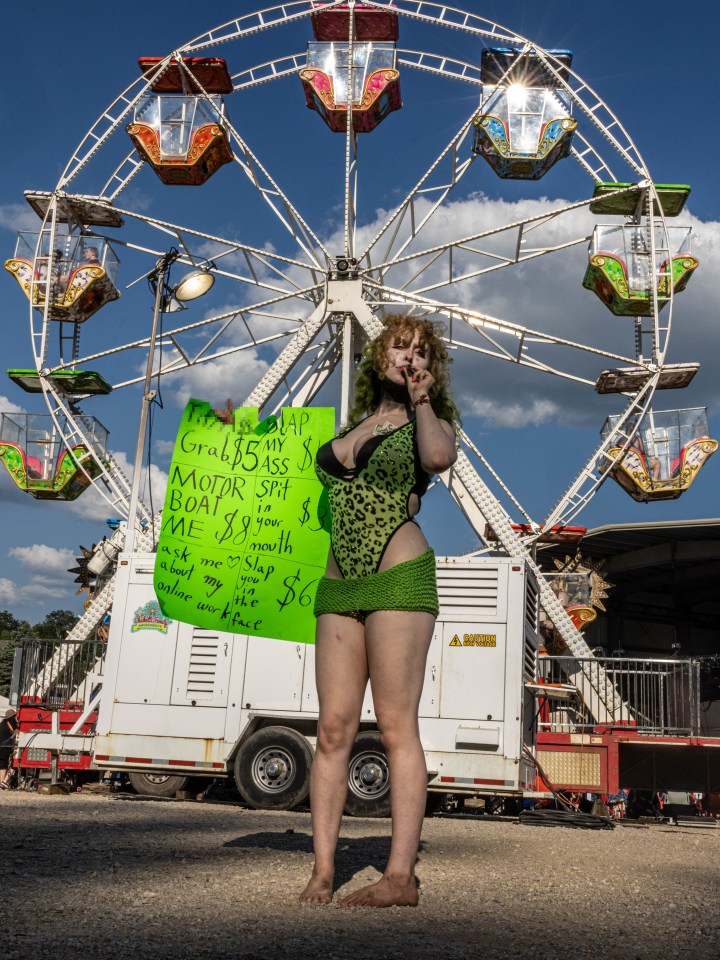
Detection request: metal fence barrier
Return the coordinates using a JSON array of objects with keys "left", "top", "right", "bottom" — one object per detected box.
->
[
  {"left": 538, "top": 656, "right": 700, "bottom": 736},
  {"left": 17, "top": 638, "right": 106, "bottom": 711}
]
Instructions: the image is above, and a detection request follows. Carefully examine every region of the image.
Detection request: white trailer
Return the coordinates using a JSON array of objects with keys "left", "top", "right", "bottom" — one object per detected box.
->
[{"left": 88, "top": 551, "right": 539, "bottom": 813}]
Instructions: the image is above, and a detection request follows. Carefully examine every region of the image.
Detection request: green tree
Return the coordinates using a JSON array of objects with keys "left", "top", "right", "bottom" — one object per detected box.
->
[
  {"left": 32, "top": 609, "right": 78, "bottom": 639},
  {"left": 0, "top": 619, "right": 32, "bottom": 699},
  {"left": 0, "top": 611, "right": 19, "bottom": 651}
]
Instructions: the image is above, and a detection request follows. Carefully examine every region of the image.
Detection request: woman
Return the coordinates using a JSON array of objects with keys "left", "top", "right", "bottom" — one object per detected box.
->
[
  {"left": 299, "top": 314, "right": 459, "bottom": 907},
  {"left": 0, "top": 708, "right": 18, "bottom": 789}
]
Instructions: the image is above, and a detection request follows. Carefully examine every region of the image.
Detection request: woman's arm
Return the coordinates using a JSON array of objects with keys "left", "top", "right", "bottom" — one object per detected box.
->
[{"left": 402, "top": 369, "right": 457, "bottom": 474}]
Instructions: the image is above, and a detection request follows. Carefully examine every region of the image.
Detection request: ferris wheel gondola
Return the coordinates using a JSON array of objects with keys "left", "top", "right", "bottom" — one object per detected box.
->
[{"left": 1, "top": 1, "right": 714, "bottom": 655}]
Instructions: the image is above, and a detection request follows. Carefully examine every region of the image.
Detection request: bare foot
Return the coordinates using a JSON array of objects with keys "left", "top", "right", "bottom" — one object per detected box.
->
[
  {"left": 339, "top": 874, "right": 418, "bottom": 908},
  {"left": 298, "top": 871, "right": 334, "bottom": 904}
]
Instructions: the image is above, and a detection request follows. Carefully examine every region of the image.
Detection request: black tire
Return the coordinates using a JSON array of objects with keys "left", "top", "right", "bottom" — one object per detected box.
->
[
  {"left": 234, "top": 726, "right": 313, "bottom": 810},
  {"left": 128, "top": 771, "right": 189, "bottom": 798},
  {"left": 344, "top": 732, "right": 391, "bottom": 818}
]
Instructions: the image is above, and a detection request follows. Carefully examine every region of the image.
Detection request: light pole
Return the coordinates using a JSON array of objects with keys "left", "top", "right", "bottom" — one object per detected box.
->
[{"left": 124, "top": 248, "right": 214, "bottom": 553}]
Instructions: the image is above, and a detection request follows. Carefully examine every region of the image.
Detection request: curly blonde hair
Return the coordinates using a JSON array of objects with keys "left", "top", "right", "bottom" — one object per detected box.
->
[{"left": 347, "top": 313, "right": 460, "bottom": 428}]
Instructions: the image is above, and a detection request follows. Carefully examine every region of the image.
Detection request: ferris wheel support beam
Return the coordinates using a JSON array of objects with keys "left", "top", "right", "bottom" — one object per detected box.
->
[
  {"left": 244, "top": 299, "right": 332, "bottom": 412},
  {"left": 269, "top": 331, "right": 343, "bottom": 415}
]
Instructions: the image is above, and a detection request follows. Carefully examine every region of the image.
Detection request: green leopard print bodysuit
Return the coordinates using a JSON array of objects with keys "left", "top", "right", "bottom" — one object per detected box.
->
[{"left": 314, "top": 420, "right": 430, "bottom": 580}]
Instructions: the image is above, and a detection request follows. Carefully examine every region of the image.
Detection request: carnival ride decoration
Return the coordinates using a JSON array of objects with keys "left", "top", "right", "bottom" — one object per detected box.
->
[
  {"left": 599, "top": 408, "right": 717, "bottom": 502},
  {"left": 0, "top": 411, "right": 107, "bottom": 501},
  {"left": 471, "top": 47, "right": 577, "bottom": 179},
  {"left": 302, "top": 3, "right": 401, "bottom": 132},
  {"left": 583, "top": 180, "right": 697, "bottom": 317},
  {"left": 127, "top": 57, "right": 234, "bottom": 185},
  {"left": 0, "top": 3, "right": 714, "bottom": 704},
  {"left": 311, "top": 2, "right": 399, "bottom": 40},
  {"left": 4, "top": 232, "right": 119, "bottom": 323},
  {"left": 539, "top": 551, "right": 613, "bottom": 640},
  {"left": 583, "top": 223, "right": 698, "bottom": 317},
  {"left": 7, "top": 369, "right": 113, "bottom": 396}
]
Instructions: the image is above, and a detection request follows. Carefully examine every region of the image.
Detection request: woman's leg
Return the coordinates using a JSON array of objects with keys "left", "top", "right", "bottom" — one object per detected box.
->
[
  {"left": 340, "top": 609, "right": 435, "bottom": 907},
  {"left": 299, "top": 612, "right": 369, "bottom": 903}
]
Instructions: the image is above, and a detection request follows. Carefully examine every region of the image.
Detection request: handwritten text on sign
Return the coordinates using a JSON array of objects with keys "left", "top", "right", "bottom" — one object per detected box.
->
[{"left": 154, "top": 402, "right": 334, "bottom": 644}]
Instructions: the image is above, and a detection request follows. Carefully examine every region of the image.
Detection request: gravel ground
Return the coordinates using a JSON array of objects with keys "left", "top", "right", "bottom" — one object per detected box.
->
[{"left": 1, "top": 789, "right": 718, "bottom": 960}]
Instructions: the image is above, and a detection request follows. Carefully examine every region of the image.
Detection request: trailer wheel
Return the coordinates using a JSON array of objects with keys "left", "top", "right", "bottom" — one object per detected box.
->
[
  {"left": 234, "top": 727, "right": 313, "bottom": 810},
  {"left": 128, "top": 772, "right": 189, "bottom": 798},
  {"left": 344, "top": 732, "right": 391, "bottom": 818}
]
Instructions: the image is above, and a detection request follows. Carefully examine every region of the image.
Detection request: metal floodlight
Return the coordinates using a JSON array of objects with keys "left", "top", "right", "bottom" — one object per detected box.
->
[{"left": 173, "top": 267, "right": 215, "bottom": 302}]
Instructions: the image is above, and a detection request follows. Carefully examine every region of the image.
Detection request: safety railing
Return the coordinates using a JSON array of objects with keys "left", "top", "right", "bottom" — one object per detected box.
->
[
  {"left": 17, "top": 638, "right": 106, "bottom": 712},
  {"left": 537, "top": 656, "right": 700, "bottom": 736}
]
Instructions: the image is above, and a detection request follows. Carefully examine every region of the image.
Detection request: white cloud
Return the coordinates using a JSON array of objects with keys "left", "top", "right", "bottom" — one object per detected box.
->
[
  {"left": 154, "top": 438, "right": 176, "bottom": 457},
  {"left": 0, "top": 394, "right": 26, "bottom": 415},
  {"left": 0, "top": 574, "right": 70, "bottom": 607},
  {"left": 8, "top": 544, "right": 76, "bottom": 574},
  {"left": 461, "top": 395, "right": 563, "bottom": 429},
  {"left": 0, "top": 202, "right": 40, "bottom": 233},
  {"left": 170, "top": 349, "right": 270, "bottom": 409},
  {"left": 0, "top": 578, "right": 19, "bottom": 606}
]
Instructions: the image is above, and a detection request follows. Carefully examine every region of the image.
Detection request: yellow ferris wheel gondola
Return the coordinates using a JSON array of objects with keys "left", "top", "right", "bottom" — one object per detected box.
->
[{"left": 600, "top": 408, "right": 717, "bottom": 502}]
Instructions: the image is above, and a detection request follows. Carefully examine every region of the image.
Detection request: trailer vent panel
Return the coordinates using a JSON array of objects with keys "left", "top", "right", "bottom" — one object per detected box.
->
[
  {"left": 524, "top": 638, "right": 537, "bottom": 682},
  {"left": 186, "top": 631, "right": 221, "bottom": 699},
  {"left": 525, "top": 577, "right": 539, "bottom": 630},
  {"left": 437, "top": 566, "right": 500, "bottom": 616}
]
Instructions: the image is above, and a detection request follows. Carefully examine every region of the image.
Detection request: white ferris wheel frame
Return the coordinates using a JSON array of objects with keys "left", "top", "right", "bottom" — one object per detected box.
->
[{"left": 20, "top": 2, "right": 683, "bottom": 677}]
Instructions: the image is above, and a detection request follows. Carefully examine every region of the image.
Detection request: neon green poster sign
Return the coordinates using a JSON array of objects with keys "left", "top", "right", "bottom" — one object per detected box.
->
[{"left": 154, "top": 401, "right": 334, "bottom": 644}]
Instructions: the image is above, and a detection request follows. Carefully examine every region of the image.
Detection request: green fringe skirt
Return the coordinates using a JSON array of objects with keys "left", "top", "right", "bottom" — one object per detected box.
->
[{"left": 314, "top": 548, "right": 439, "bottom": 619}]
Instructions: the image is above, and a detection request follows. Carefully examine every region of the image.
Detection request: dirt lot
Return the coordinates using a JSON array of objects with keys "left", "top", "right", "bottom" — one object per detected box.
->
[{"left": 0, "top": 789, "right": 718, "bottom": 960}]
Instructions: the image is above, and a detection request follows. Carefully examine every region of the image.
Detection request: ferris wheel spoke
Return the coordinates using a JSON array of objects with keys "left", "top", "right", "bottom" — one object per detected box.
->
[
  {"left": 113, "top": 209, "right": 325, "bottom": 293},
  {"left": 109, "top": 326, "right": 298, "bottom": 392},
  {"left": 62, "top": 284, "right": 320, "bottom": 381},
  {"left": 386, "top": 233, "right": 589, "bottom": 298},
  {"left": 360, "top": 111, "right": 478, "bottom": 269},
  {"left": 370, "top": 188, "right": 610, "bottom": 284},
  {"left": 367, "top": 281, "right": 641, "bottom": 369},
  {"left": 219, "top": 119, "right": 330, "bottom": 268}
]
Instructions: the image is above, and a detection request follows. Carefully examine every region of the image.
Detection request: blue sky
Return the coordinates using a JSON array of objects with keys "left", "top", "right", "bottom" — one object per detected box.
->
[{"left": 2, "top": 1, "right": 719, "bottom": 623}]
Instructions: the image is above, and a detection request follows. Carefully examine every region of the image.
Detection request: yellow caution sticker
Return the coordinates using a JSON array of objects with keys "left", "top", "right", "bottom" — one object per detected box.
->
[
  {"left": 449, "top": 635, "right": 461, "bottom": 646},
  {"left": 462, "top": 633, "right": 497, "bottom": 647}
]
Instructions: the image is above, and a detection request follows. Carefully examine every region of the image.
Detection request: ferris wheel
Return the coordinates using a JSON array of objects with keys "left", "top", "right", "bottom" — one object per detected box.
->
[{"left": 2, "top": 1, "right": 714, "bottom": 657}]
